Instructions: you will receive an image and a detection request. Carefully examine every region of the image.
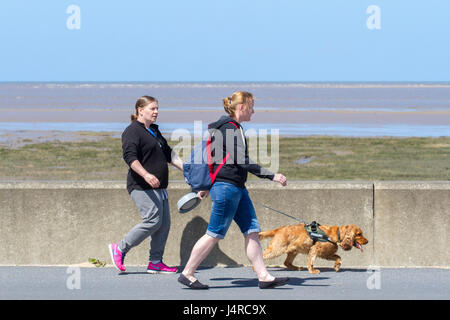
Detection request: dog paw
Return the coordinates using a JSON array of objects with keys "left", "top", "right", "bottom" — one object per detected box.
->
[{"left": 309, "top": 269, "right": 320, "bottom": 274}]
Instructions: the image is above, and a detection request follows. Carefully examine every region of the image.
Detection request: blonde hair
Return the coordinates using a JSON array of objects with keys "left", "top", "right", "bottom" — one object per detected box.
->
[
  {"left": 131, "top": 96, "right": 158, "bottom": 122},
  {"left": 222, "top": 91, "right": 254, "bottom": 117}
]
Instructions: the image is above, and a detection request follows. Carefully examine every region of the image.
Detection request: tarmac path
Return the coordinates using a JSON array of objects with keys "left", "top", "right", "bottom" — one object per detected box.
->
[{"left": 1, "top": 266, "right": 448, "bottom": 300}]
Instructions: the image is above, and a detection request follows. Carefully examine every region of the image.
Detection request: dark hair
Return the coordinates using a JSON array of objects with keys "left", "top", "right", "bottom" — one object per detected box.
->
[{"left": 131, "top": 96, "right": 158, "bottom": 122}]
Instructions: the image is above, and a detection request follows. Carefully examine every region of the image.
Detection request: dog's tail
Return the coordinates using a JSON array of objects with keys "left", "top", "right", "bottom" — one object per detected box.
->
[{"left": 258, "top": 229, "right": 278, "bottom": 240}]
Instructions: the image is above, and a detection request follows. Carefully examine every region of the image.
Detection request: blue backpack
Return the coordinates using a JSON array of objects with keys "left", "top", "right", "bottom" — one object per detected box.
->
[{"left": 183, "top": 122, "right": 237, "bottom": 191}]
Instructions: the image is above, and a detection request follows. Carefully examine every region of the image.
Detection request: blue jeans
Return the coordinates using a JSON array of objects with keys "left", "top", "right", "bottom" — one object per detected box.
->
[{"left": 206, "top": 182, "right": 261, "bottom": 239}]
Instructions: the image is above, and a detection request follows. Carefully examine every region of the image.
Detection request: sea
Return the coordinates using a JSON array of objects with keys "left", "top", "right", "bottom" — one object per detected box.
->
[{"left": 1, "top": 82, "right": 449, "bottom": 137}]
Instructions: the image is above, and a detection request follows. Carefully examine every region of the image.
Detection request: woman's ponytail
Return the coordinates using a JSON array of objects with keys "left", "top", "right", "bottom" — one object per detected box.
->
[
  {"left": 222, "top": 97, "right": 234, "bottom": 116},
  {"left": 222, "top": 91, "right": 253, "bottom": 117}
]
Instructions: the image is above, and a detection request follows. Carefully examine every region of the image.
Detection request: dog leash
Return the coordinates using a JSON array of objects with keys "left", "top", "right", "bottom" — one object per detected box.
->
[
  {"left": 254, "top": 201, "right": 338, "bottom": 244},
  {"left": 254, "top": 201, "right": 308, "bottom": 224}
]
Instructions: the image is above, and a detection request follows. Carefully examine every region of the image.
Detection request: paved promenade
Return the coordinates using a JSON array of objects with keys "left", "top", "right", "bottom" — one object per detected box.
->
[{"left": 1, "top": 266, "right": 448, "bottom": 300}]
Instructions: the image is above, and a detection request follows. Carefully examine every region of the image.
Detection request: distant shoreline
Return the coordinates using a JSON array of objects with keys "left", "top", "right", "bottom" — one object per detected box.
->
[
  {"left": 1, "top": 109, "right": 450, "bottom": 124},
  {"left": 1, "top": 124, "right": 450, "bottom": 150},
  {"left": 1, "top": 81, "right": 449, "bottom": 138}
]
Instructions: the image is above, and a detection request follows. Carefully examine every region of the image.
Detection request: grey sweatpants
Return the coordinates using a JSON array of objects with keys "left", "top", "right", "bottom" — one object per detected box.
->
[{"left": 118, "top": 189, "right": 170, "bottom": 263}]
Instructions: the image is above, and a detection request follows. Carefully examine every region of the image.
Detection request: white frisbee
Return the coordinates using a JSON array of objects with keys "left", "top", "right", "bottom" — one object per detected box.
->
[{"left": 177, "top": 192, "right": 201, "bottom": 214}]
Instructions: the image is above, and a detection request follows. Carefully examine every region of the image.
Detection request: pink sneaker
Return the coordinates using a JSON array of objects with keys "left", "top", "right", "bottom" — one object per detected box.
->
[
  {"left": 108, "top": 243, "right": 126, "bottom": 272},
  {"left": 147, "top": 261, "right": 178, "bottom": 274}
]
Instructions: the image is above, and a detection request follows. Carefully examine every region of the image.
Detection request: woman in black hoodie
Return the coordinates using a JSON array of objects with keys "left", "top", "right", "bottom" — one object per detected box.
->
[
  {"left": 179, "top": 91, "right": 289, "bottom": 289},
  {"left": 109, "top": 96, "right": 185, "bottom": 274}
]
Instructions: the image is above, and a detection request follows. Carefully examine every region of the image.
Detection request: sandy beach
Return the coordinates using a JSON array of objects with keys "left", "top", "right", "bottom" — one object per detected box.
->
[
  {"left": 2, "top": 108, "right": 450, "bottom": 126},
  {"left": 1, "top": 82, "right": 450, "bottom": 147},
  {"left": 2, "top": 108, "right": 450, "bottom": 148}
]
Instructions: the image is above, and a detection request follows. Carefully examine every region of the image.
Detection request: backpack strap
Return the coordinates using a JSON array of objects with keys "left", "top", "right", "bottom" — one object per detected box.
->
[
  {"left": 206, "top": 121, "right": 239, "bottom": 183},
  {"left": 228, "top": 121, "right": 239, "bottom": 129},
  {"left": 206, "top": 136, "right": 229, "bottom": 183}
]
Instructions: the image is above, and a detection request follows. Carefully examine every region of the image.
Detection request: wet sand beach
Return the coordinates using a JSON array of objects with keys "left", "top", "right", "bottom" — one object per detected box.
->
[
  {"left": 1, "top": 82, "right": 449, "bottom": 146},
  {"left": 1, "top": 82, "right": 449, "bottom": 180},
  {"left": 2, "top": 106, "right": 450, "bottom": 126},
  {"left": 2, "top": 109, "right": 450, "bottom": 148}
]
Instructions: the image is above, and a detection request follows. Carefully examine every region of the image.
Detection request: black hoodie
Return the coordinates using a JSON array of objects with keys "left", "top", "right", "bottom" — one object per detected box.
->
[
  {"left": 122, "top": 120, "right": 172, "bottom": 194},
  {"left": 208, "top": 115, "right": 274, "bottom": 188}
]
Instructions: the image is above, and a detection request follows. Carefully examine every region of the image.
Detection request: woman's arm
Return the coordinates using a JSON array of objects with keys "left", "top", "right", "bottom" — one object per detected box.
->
[
  {"left": 231, "top": 127, "right": 275, "bottom": 179},
  {"left": 129, "top": 159, "right": 161, "bottom": 188},
  {"left": 170, "top": 150, "right": 184, "bottom": 172},
  {"left": 226, "top": 126, "right": 287, "bottom": 186}
]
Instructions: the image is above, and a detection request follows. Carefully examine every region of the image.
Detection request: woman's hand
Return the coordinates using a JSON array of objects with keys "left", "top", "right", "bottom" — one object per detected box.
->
[
  {"left": 272, "top": 173, "right": 287, "bottom": 186},
  {"left": 130, "top": 160, "right": 161, "bottom": 188},
  {"left": 171, "top": 151, "right": 184, "bottom": 172},
  {"left": 144, "top": 173, "right": 161, "bottom": 188},
  {"left": 196, "top": 190, "right": 209, "bottom": 199}
]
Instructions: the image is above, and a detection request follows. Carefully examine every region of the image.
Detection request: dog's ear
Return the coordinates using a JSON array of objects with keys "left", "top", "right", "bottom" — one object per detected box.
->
[{"left": 340, "top": 225, "right": 355, "bottom": 251}]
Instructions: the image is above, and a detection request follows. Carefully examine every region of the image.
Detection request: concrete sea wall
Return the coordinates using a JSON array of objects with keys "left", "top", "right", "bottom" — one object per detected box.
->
[{"left": 0, "top": 181, "right": 448, "bottom": 268}]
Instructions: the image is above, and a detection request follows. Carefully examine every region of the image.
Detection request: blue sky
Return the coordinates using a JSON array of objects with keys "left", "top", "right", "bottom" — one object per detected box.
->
[{"left": 0, "top": 1, "right": 449, "bottom": 82}]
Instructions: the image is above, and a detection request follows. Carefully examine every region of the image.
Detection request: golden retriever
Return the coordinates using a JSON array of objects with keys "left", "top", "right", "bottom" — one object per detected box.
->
[{"left": 259, "top": 224, "right": 368, "bottom": 274}]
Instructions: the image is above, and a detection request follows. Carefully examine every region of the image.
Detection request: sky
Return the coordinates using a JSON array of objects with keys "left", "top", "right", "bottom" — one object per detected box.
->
[{"left": 0, "top": 0, "right": 449, "bottom": 82}]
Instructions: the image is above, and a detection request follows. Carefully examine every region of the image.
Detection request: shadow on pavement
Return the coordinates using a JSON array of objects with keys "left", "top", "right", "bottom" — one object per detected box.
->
[
  {"left": 180, "top": 216, "right": 241, "bottom": 267},
  {"left": 206, "top": 276, "right": 330, "bottom": 289},
  {"left": 268, "top": 266, "right": 368, "bottom": 273}
]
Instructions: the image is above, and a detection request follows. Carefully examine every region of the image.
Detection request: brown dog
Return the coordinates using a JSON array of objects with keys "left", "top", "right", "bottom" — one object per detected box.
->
[{"left": 259, "top": 224, "right": 368, "bottom": 274}]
